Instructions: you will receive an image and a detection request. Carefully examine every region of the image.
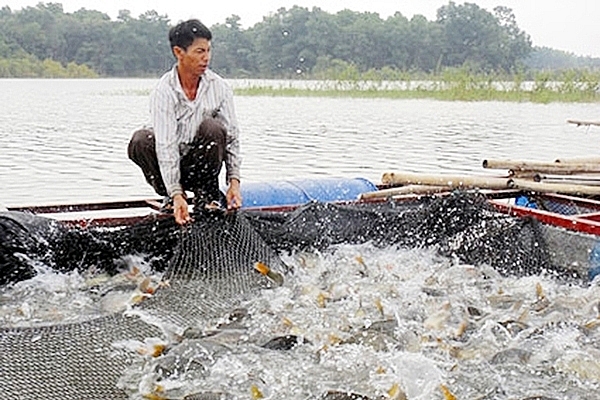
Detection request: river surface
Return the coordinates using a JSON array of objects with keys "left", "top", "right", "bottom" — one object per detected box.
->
[
  {"left": 1, "top": 78, "right": 599, "bottom": 206},
  {"left": 1, "top": 79, "right": 600, "bottom": 399}
]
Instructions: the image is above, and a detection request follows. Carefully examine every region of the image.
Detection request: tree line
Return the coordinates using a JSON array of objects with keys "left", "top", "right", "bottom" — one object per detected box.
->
[{"left": 0, "top": 2, "right": 598, "bottom": 78}]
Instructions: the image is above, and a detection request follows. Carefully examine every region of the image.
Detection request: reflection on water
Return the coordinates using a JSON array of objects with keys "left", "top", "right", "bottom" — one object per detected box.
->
[{"left": 1, "top": 79, "right": 600, "bottom": 206}]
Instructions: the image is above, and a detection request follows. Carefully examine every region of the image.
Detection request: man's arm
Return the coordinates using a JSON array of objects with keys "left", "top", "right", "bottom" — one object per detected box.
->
[
  {"left": 220, "top": 86, "right": 241, "bottom": 185},
  {"left": 172, "top": 193, "right": 191, "bottom": 224},
  {"left": 226, "top": 178, "right": 242, "bottom": 210},
  {"left": 151, "top": 84, "right": 191, "bottom": 224},
  {"left": 150, "top": 86, "right": 184, "bottom": 198}
]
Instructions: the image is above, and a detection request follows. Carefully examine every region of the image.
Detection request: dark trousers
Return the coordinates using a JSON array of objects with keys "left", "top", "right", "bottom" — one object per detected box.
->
[{"left": 127, "top": 118, "right": 227, "bottom": 198}]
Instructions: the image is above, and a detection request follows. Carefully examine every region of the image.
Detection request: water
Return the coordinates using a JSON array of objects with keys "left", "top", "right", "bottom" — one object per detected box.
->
[
  {"left": 2, "top": 79, "right": 600, "bottom": 399},
  {"left": 1, "top": 79, "right": 599, "bottom": 206}
]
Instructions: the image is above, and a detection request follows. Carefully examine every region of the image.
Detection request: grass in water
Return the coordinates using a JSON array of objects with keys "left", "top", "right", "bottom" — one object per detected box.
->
[{"left": 234, "top": 67, "right": 600, "bottom": 103}]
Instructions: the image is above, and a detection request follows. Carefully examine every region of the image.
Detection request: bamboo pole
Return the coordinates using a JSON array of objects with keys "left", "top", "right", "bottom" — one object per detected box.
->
[
  {"left": 554, "top": 156, "right": 600, "bottom": 164},
  {"left": 505, "top": 170, "right": 539, "bottom": 179},
  {"left": 533, "top": 174, "right": 600, "bottom": 186},
  {"left": 567, "top": 119, "right": 600, "bottom": 127},
  {"left": 510, "top": 178, "right": 600, "bottom": 196},
  {"left": 381, "top": 172, "right": 513, "bottom": 190},
  {"left": 482, "top": 159, "right": 600, "bottom": 175},
  {"left": 360, "top": 185, "right": 449, "bottom": 200}
]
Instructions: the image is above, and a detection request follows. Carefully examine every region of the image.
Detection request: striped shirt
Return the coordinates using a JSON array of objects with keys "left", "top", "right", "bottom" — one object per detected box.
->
[{"left": 149, "top": 65, "right": 241, "bottom": 197}]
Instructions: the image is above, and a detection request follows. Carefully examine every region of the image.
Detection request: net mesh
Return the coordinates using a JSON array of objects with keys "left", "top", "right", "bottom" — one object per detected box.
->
[
  {"left": 0, "top": 191, "right": 596, "bottom": 398},
  {"left": 0, "top": 314, "right": 160, "bottom": 399},
  {"left": 135, "top": 212, "right": 288, "bottom": 332},
  {"left": 244, "top": 192, "right": 591, "bottom": 279},
  {"left": 0, "top": 211, "right": 286, "bottom": 399}
]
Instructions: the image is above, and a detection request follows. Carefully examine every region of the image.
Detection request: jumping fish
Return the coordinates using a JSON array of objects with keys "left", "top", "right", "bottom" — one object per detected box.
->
[
  {"left": 531, "top": 282, "right": 550, "bottom": 312},
  {"left": 250, "top": 385, "right": 264, "bottom": 399},
  {"left": 440, "top": 384, "right": 457, "bottom": 400},
  {"left": 142, "top": 394, "right": 167, "bottom": 400},
  {"left": 261, "top": 334, "right": 311, "bottom": 350},
  {"left": 254, "top": 261, "right": 284, "bottom": 286},
  {"left": 136, "top": 338, "right": 168, "bottom": 358},
  {"left": 387, "top": 383, "right": 408, "bottom": 400}
]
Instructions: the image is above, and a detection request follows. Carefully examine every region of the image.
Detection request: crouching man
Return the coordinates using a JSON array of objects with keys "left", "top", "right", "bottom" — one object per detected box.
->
[{"left": 128, "top": 19, "right": 242, "bottom": 225}]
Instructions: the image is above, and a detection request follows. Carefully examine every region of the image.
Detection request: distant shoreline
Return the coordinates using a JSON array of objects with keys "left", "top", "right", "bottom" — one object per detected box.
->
[
  {"left": 233, "top": 87, "right": 600, "bottom": 103},
  {"left": 1, "top": 76, "right": 597, "bottom": 103}
]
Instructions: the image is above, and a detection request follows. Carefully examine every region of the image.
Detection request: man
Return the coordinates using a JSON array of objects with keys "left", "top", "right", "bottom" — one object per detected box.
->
[{"left": 128, "top": 19, "right": 242, "bottom": 225}]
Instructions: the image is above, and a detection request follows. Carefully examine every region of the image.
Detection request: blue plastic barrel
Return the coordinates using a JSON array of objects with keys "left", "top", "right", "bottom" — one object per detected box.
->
[
  {"left": 588, "top": 242, "right": 600, "bottom": 281},
  {"left": 515, "top": 195, "right": 538, "bottom": 209},
  {"left": 236, "top": 177, "right": 378, "bottom": 208}
]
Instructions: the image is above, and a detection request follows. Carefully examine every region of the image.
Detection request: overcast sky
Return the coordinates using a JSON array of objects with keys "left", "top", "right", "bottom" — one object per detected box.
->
[{"left": 3, "top": 0, "right": 599, "bottom": 57}]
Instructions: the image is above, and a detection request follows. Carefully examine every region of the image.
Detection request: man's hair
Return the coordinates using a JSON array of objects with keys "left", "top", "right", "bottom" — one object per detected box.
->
[{"left": 168, "top": 19, "right": 212, "bottom": 53}]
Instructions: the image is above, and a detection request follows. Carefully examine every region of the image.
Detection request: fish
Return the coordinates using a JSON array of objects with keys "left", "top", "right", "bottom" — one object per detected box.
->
[
  {"left": 250, "top": 385, "right": 264, "bottom": 399},
  {"left": 152, "top": 338, "right": 232, "bottom": 379},
  {"left": 424, "top": 301, "right": 451, "bottom": 330},
  {"left": 183, "top": 393, "right": 232, "bottom": 400},
  {"left": 254, "top": 261, "right": 284, "bottom": 286},
  {"left": 342, "top": 329, "right": 396, "bottom": 352},
  {"left": 583, "top": 317, "right": 600, "bottom": 330},
  {"left": 320, "top": 390, "right": 371, "bottom": 400},
  {"left": 531, "top": 282, "right": 550, "bottom": 312},
  {"left": 490, "top": 348, "right": 532, "bottom": 365},
  {"left": 355, "top": 255, "right": 369, "bottom": 277},
  {"left": 440, "top": 384, "right": 457, "bottom": 400},
  {"left": 388, "top": 383, "right": 408, "bottom": 400},
  {"left": 137, "top": 338, "right": 168, "bottom": 358},
  {"left": 455, "top": 319, "right": 469, "bottom": 338},
  {"left": 375, "top": 297, "right": 384, "bottom": 317},
  {"left": 317, "top": 292, "right": 329, "bottom": 308},
  {"left": 142, "top": 394, "right": 167, "bottom": 400},
  {"left": 498, "top": 319, "right": 530, "bottom": 337},
  {"left": 261, "top": 334, "right": 311, "bottom": 350}
]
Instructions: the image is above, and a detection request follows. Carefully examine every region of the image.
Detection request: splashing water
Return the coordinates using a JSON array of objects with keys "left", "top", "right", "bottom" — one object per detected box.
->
[{"left": 2, "top": 243, "right": 600, "bottom": 399}]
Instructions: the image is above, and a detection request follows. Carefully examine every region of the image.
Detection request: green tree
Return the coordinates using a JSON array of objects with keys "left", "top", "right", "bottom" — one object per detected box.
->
[
  {"left": 251, "top": 7, "right": 293, "bottom": 76},
  {"left": 254, "top": 6, "right": 318, "bottom": 76},
  {"left": 382, "top": 12, "right": 411, "bottom": 70},
  {"left": 0, "top": 2, "right": 586, "bottom": 78},
  {"left": 405, "top": 14, "right": 444, "bottom": 72},
  {"left": 437, "top": 1, "right": 527, "bottom": 71},
  {"left": 211, "top": 15, "right": 255, "bottom": 76},
  {"left": 492, "top": 6, "right": 532, "bottom": 71}
]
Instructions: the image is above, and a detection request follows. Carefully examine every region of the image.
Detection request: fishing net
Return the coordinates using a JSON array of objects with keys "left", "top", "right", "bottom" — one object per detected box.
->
[
  {"left": 135, "top": 212, "right": 288, "bottom": 333},
  {"left": 0, "top": 314, "right": 161, "bottom": 399},
  {"left": 0, "top": 191, "right": 595, "bottom": 399},
  {"left": 244, "top": 192, "right": 592, "bottom": 279},
  {"left": 0, "top": 211, "right": 287, "bottom": 399}
]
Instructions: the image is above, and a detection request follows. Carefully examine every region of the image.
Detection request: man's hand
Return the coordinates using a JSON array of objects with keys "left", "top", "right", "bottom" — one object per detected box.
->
[
  {"left": 226, "top": 178, "right": 242, "bottom": 210},
  {"left": 172, "top": 193, "right": 192, "bottom": 225}
]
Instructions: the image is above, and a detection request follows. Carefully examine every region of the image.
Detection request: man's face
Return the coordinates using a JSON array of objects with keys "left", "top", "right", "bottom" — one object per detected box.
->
[{"left": 175, "top": 38, "right": 211, "bottom": 76}]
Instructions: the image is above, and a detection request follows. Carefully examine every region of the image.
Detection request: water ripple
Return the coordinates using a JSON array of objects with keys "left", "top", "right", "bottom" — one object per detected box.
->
[{"left": 2, "top": 80, "right": 599, "bottom": 205}]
